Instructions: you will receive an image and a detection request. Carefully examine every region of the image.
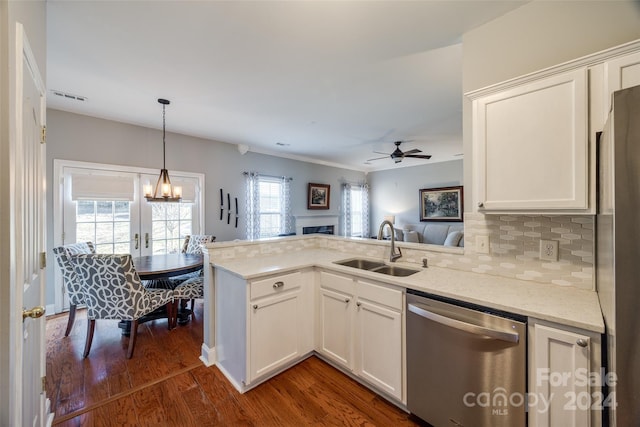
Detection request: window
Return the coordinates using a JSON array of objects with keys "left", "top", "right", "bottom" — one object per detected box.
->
[
  {"left": 76, "top": 200, "right": 131, "bottom": 254},
  {"left": 151, "top": 203, "right": 193, "bottom": 254},
  {"left": 342, "top": 183, "right": 369, "bottom": 238},
  {"left": 245, "top": 173, "right": 292, "bottom": 239}
]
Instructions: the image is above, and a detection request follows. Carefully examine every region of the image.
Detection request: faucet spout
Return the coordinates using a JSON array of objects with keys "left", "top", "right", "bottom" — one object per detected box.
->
[{"left": 377, "top": 220, "right": 402, "bottom": 262}]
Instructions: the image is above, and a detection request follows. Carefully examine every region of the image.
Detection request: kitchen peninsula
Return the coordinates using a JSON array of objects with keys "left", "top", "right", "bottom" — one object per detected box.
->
[{"left": 200, "top": 234, "right": 604, "bottom": 425}]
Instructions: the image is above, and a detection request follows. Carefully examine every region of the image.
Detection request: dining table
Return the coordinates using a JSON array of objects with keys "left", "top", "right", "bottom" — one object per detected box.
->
[{"left": 118, "top": 253, "right": 204, "bottom": 335}]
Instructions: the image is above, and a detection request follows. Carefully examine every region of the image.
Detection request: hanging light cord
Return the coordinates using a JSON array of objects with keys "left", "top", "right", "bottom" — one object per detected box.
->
[{"left": 162, "top": 102, "right": 167, "bottom": 170}]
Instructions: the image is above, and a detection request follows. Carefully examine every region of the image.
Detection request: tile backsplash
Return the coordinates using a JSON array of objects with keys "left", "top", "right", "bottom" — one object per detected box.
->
[{"left": 206, "top": 213, "right": 595, "bottom": 291}]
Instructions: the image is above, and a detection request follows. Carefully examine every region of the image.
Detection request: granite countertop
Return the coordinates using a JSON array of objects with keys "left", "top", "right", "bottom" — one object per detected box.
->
[{"left": 210, "top": 249, "right": 604, "bottom": 333}]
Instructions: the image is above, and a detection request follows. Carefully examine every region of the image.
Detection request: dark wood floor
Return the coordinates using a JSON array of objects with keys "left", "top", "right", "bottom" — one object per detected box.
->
[{"left": 46, "top": 302, "right": 424, "bottom": 426}]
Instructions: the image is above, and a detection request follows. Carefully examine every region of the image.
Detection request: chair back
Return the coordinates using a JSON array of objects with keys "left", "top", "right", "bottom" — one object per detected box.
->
[
  {"left": 181, "top": 235, "right": 215, "bottom": 254},
  {"left": 70, "top": 254, "right": 152, "bottom": 321},
  {"left": 52, "top": 242, "right": 95, "bottom": 305}
]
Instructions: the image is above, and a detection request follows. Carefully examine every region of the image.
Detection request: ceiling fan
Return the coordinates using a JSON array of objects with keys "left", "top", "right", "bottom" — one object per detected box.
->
[{"left": 366, "top": 141, "right": 432, "bottom": 164}]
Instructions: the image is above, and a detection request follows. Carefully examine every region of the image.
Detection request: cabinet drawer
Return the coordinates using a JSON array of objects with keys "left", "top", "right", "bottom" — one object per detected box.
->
[
  {"left": 320, "top": 271, "right": 355, "bottom": 296},
  {"left": 356, "top": 280, "right": 403, "bottom": 311},
  {"left": 251, "top": 271, "right": 301, "bottom": 300}
]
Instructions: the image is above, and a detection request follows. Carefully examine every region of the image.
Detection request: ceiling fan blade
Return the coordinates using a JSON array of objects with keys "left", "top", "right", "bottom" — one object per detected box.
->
[
  {"left": 405, "top": 154, "right": 432, "bottom": 159},
  {"left": 366, "top": 155, "right": 390, "bottom": 162},
  {"left": 373, "top": 151, "right": 391, "bottom": 155},
  {"left": 403, "top": 149, "right": 422, "bottom": 155}
]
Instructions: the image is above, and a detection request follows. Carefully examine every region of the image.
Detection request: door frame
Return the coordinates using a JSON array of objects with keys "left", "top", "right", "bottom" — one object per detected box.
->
[{"left": 52, "top": 159, "right": 205, "bottom": 313}]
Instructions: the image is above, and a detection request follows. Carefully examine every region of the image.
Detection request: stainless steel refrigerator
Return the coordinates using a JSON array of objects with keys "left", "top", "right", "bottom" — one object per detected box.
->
[{"left": 596, "top": 84, "right": 640, "bottom": 427}]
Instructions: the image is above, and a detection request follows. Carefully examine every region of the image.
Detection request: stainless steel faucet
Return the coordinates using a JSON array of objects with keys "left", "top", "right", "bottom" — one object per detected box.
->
[{"left": 377, "top": 220, "right": 402, "bottom": 262}]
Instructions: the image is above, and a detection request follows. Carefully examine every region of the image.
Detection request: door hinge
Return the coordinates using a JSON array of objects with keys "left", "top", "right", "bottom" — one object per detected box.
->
[
  {"left": 40, "top": 252, "right": 46, "bottom": 269},
  {"left": 42, "top": 376, "right": 46, "bottom": 392},
  {"left": 40, "top": 126, "right": 46, "bottom": 144}
]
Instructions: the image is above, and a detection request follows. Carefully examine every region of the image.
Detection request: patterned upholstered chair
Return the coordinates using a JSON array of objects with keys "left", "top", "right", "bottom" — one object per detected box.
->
[
  {"left": 52, "top": 242, "right": 96, "bottom": 336},
  {"left": 172, "top": 234, "right": 214, "bottom": 323},
  {"left": 70, "top": 254, "right": 175, "bottom": 359}
]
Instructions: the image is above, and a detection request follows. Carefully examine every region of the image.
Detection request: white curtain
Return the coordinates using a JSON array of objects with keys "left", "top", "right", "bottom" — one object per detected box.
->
[
  {"left": 342, "top": 183, "right": 369, "bottom": 238},
  {"left": 245, "top": 172, "right": 293, "bottom": 240}
]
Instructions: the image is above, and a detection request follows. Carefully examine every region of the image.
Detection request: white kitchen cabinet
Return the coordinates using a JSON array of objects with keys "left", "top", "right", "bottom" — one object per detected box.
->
[
  {"left": 215, "top": 268, "right": 313, "bottom": 391},
  {"left": 604, "top": 50, "right": 640, "bottom": 116},
  {"left": 318, "top": 286, "right": 353, "bottom": 368},
  {"left": 318, "top": 270, "right": 405, "bottom": 402},
  {"left": 355, "top": 279, "right": 403, "bottom": 401},
  {"left": 471, "top": 68, "right": 589, "bottom": 212},
  {"left": 528, "top": 319, "right": 603, "bottom": 427}
]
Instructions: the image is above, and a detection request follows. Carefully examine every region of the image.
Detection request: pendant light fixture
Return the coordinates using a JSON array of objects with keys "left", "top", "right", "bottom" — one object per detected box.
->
[{"left": 144, "top": 98, "right": 182, "bottom": 202}]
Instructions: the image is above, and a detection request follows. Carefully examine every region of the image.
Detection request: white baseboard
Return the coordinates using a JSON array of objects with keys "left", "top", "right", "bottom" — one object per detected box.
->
[{"left": 199, "top": 343, "right": 216, "bottom": 367}]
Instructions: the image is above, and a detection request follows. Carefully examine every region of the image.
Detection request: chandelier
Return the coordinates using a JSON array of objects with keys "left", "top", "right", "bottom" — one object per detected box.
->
[{"left": 144, "top": 98, "right": 182, "bottom": 202}]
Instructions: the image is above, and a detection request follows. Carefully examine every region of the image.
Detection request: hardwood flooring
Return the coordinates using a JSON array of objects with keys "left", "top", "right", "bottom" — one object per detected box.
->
[{"left": 46, "top": 302, "right": 425, "bottom": 426}]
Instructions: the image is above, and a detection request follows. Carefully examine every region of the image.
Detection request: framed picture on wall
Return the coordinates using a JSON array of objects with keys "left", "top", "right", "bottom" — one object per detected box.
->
[
  {"left": 308, "top": 183, "right": 330, "bottom": 209},
  {"left": 419, "top": 186, "right": 463, "bottom": 222}
]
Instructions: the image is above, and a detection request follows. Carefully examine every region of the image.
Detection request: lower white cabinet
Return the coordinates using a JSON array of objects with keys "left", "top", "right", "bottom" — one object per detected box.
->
[
  {"left": 215, "top": 268, "right": 313, "bottom": 390},
  {"left": 528, "top": 319, "right": 602, "bottom": 427},
  {"left": 318, "top": 270, "right": 405, "bottom": 402}
]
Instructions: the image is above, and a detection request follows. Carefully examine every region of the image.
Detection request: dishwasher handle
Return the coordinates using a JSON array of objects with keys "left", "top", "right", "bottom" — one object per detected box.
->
[{"left": 408, "top": 302, "right": 520, "bottom": 343}]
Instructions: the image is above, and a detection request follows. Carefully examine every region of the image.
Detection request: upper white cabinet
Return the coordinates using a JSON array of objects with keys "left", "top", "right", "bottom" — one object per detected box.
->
[
  {"left": 604, "top": 50, "right": 640, "bottom": 116},
  {"left": 471, "top": 68, "right": 589, "bottom": 212},
  {"left": 468, "top": 39, "right": 640, "bottom": 214}
]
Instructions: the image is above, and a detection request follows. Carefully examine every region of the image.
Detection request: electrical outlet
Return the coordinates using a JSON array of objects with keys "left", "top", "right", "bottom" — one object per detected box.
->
[
  {"left": 540, "top": 239, "right": 559, "bottom": 261},
  {"left": 476, "top": 235, "right": 490, "bottom": 254}
]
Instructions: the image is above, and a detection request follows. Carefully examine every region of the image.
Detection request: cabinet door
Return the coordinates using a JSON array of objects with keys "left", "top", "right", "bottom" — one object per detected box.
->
[
  {"left": 604, "top": 51, "right": 640, "bottom": 117},
  {"left": 529, "top": 323, "right": 591, "bottom": 427},
  {"left": 249, "top": 290, "right": 301, "bottom": 382},
  {"left": 355, "top": 299, "right": 403, "bottom": 401},
  {"left": 318, "top": 287, "right": 353, "bottom": 368},
  {"left": 474, "top": 68, "right": 588, "bottom": 211}
]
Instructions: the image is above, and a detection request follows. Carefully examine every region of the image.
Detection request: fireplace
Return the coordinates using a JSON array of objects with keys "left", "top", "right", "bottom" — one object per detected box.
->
[
  {"left": 302, "top": 225, "right": 335, "bottom": 235},
  {"left": 294, "top": 214, "right": 339, "bottom": 236}
]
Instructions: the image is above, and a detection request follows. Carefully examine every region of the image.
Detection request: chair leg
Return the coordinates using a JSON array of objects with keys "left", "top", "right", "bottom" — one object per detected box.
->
[
  {"left": 65, "top": 304, "right": 77, "bottom": 337},
  {"left": 168, "top": 301, "right": 177, "bottom": 330},
  {"left": 83, "top": 319, "right": 95, "bottom": 358},
  {"left": 190, "top": 299, "right": 195, "bottom": 320},
  {"left": 127, "top": 319, "right": 139, "bottom": 359}
]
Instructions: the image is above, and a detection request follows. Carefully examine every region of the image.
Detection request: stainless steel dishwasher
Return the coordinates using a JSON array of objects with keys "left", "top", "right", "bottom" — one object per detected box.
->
[{"left": 406, "top": 290, "right": 527, "bottom": 427}]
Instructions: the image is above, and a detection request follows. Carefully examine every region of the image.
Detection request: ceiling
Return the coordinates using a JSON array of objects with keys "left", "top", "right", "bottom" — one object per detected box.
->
[{"left": 47, "top": 1, "right": 525, "bottom": 172}]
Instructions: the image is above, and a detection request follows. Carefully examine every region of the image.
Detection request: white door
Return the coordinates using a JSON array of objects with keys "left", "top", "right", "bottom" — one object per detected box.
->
[{"left": 12, "top": 24, "right": 51, "bottom": 427}]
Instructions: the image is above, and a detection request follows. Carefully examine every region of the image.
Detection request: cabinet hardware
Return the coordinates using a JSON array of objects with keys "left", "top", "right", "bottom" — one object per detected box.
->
[
  {"left": 253, "top": 304, "right": 258, "bottom": 310},
  {"left": 356, "top": 302, "right": 362, "bottom": 307},
  {"left": 273, "top": 281, "right": 284, "bottom": 289},
  {"left": 576, "top": 338, "right": 588, "bottom": 348},
  {"left": 477, "top": 202, "right": 484, "bottom": 208},
  {"left": 134, "top": 233, "right": 139, "bottom": 250},
  {"left": 145, "top": 233, "right": 149, "bottom": 248},
  {"left": 345, "top": 298, "right": 350, "bottom": 303}
]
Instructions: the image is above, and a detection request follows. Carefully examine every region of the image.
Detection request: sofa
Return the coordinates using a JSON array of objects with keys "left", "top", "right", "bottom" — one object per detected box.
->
[{"left": 393, "top": 222, "right": 464, "bottom": 247}]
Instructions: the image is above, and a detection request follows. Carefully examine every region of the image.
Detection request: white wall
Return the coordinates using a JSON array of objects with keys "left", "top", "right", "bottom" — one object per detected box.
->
[
  {"left": 368, "top": 160, "right": 463, "bottom": 233},
  {"left": 46, "top": 109, "right": 365, "bottom": 303}
]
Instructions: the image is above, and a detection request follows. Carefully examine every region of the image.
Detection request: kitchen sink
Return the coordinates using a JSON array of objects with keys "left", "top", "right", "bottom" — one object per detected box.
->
[
  {"left": 334, "top": 258, "right": 419, "bottom": 277},
  {"left": 369, "top": 265, "right": 419, "bottom": 277},
  {"left": 334, "top": 258, "right": 386, "bottom": 270}
]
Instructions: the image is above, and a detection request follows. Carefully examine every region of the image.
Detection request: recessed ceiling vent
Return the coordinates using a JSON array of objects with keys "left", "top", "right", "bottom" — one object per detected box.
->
[{"left": 51, "top": 90, "right": 87, "bottom": 102}]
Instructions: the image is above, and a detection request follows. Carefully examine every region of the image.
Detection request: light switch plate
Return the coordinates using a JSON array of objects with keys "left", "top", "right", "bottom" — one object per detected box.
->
[
  {"left": 476, "top": 235, "right": 490, "bottom": 254},
  {"left": 540, "top": 239, "right": 559, "bottom": 261}
]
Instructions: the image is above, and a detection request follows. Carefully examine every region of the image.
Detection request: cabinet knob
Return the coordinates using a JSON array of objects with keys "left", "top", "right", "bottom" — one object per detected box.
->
[
  {"left": 345, "top": 298, "right": 350, "bottom": 303},
  {"left": 356, "top": 302, "right": 361, "bottom": 307},
  {"left": 273, "top": 281, "right": 284, "bottom": 289},
  {"left": 478, "top": 202, "right": 484, "bottom": 208},
  {"left": 253, "top": 304, "right": 258, "bottom": 310},
  {"left": 576, "top": 338, "right": 588, "bottom": 348}
]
